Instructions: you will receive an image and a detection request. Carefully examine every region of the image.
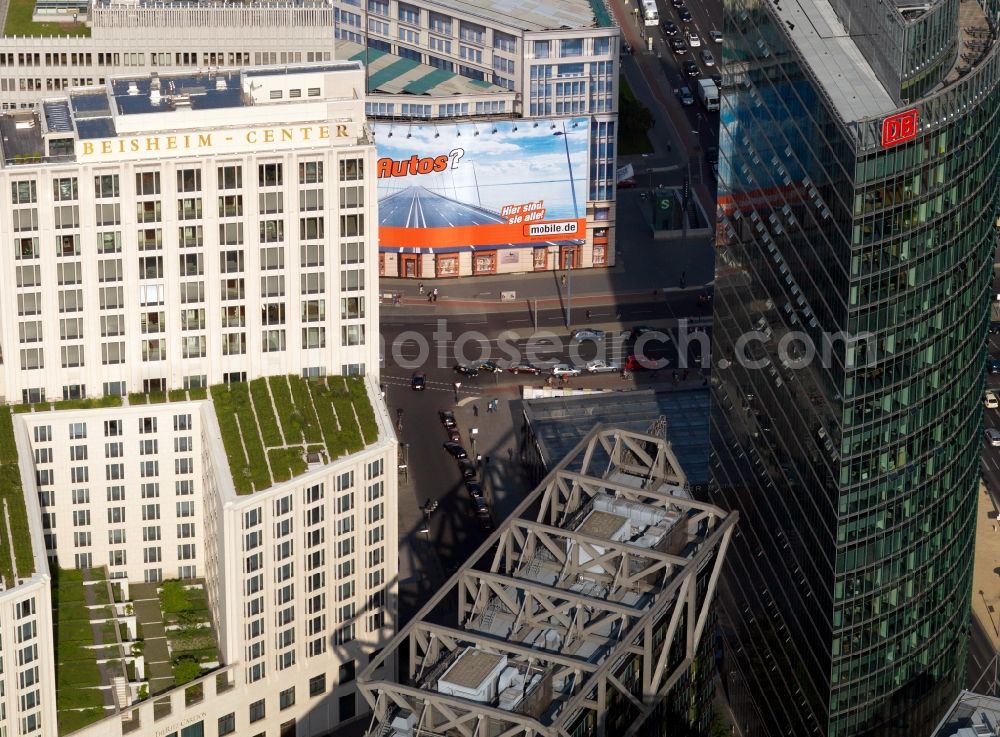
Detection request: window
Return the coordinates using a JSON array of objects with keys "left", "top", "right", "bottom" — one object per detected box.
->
[
  {"left": 494, "top": 30, "right": 516, "bottom": 52},
  {"left": 218, "top": 712, "right": 236, "bottom": 736},
  {"left": 309, "top": 673, "right": 327, "bottom": 696},
  {"left": 339, "top": 693, "right": 356, "bottom": 720},
  {"left": 560, "top": 38, "right": 583, "bottom": 56},
  {"left": 339, "top": 159, "right": 363, "bottom": 181},
  {"left": 218, "top": 165, "right": 242, "bottom": 190},
  {"left": 249, "top": 700, "right": 265, "bottom": 723},
  {"left": 260, "top": 246, "right": 284, "bottom": 270},
  {"left": 279, "top": 687, "right": 295, "bottom": 710},
  {"left": 302, "top": 327, "right": 326, "bottom": 349},
  {"left": 429, "top": 11, "right": 451, "bottom": 33},
  {"left": 341, "top": 269, "right": 364, "bottom": 291},
  {"left": 341, "top": 325, "right": 365, "bottom": 345},
  {"left": 177, "top": 169, "right": 201, "bottom": 192},
  {"left": 300, "top": 189, "right": 323, "bottom": 211},
  {"left": 135, "top": 171, "right": 160, "bottom": 195},
  {"left": 299, "top": 161, "right": 323, "bottom": 184},
  {"left": 12, "top": 180, "right": 36, "bottom": 204},
  {"left": 260, "top": 191, "right": 284, "bottom": 214},
  {"left": 302, "top": 243, "right": 325, "bottom": 267},
  {"left": 259, "top": 163, "right": 282, "bottom": 187},
  {"left": 53, "top": 177, "right": 78, "bottom": 201},
  {"left": 339, "top": 660, "right": 356, "bottom": 684},
  {"left": 459, "top": 20, "right": 484, "bottom": 44}
]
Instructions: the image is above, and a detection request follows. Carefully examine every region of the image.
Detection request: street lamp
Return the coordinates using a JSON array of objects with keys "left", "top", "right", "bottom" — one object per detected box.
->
[
  {"left": 453, "top": 381, "right": 462, "bottom": 402},
  {"left": 470, "top": 428, "right": 479, "bottom": 464}
]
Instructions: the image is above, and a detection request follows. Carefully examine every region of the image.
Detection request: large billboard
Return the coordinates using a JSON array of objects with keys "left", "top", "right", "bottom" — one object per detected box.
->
[{"left": 373, "top": 117, "right": 589, "bottom": 250}]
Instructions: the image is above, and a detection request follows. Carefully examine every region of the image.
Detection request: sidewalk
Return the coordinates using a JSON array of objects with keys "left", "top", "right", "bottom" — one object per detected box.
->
[{"left": 973, "top": 482, "right": 1000, "bottom": 650}]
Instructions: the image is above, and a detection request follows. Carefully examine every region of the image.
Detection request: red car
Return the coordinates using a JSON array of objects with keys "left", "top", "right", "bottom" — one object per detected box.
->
[{"left": 508, "top": 363, "right": 542, "bottom": 375}]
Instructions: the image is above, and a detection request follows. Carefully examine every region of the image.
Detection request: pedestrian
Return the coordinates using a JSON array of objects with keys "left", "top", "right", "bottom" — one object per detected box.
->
[
  {"left": 393, "top": 292, "right": 400, "bottom": 306},
  {"left": 432, "top": 287, "right": 439, "bottom": 302},
  {"left": 672, "top": 370, "right": 678, "bottom": 385},
  {"left": 418, "top": 282, "right": 425, "bottom": 295},
  {"left": 679, "top": 271, "right": 687, "bottom": 289},
  {"left": 428, "top": 291, "right": 433, "bottom": 303},
  {"left": 492, "top": 398, "right": 498, "bottom": 412},
  {"left": 702, "top": 369, "right": 709, "bottom": 386},
  {"left": 586, "top": 309, "right": 592, "bottom": 320},
  {"left": 473, "top": 404, "right": 479, "bottom": 417},
  {"left": 507, "top": 448, "right": 514, "bottom": 460},
  {"left": 561, "top": 274, "right": 567, "bottom": 287}
]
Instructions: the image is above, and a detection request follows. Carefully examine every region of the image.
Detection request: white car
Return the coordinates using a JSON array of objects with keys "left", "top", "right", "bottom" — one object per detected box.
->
[
  {"left": 709, "top": 29, "right": 723, "bottom": 43},
  {"left": 686, "top": 31, "right": 701, "bottom": 47},
  {"left": 586, "top": 360, "right": 620, "bottom": 374},
  {"left": 572, "top": 328, "right": 606, "bottom": 341},
  {"left": 987, "top": 390, "right": 999, "bottom": 409},
  {"left": 550, "top": 364, "right": 582, "bottom": 377},
  {"left": 987, "top": 428, "right": 1000, "bottom": 447}
]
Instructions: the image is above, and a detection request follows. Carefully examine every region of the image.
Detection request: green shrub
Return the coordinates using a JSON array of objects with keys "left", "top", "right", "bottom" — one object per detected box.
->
[
  {"left": 189, "top": 387, "right": 208, "bottom": 401},
  {"left": 128, "top": 393, "right": 148, "bottom": 405},
  {"left": 268, "top": 376, "right": 303, "bottom": 443},
  {"left": 160, "top": 580, "right": 191, "bottom": 613},
  {"left": 168, "top": 389, "right": 187, "bottom": 402},
  {"left": 147, "top": 391, "right": 167, "bottom": 404},
  {"left": 289, "top": 376, "right": 323, "bottom": 443},
  {"left": 210, "top": 386, "right": 252, "bottom": 494},
  {"left": 250, "top": 378, "right": 282, "bottom": 447},
  {"left": 172, "top": 656, "right": 203, "bottom": 685}
]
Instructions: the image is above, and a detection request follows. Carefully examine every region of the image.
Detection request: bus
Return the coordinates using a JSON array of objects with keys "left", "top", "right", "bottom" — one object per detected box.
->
[{"left": 643, "top": 0, "right": 659, "bottom": 25}]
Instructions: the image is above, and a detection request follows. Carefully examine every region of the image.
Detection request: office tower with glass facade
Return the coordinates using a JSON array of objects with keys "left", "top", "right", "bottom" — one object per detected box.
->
[{"left": 710, "top": 0, "right": 1000, "bottom": 732}]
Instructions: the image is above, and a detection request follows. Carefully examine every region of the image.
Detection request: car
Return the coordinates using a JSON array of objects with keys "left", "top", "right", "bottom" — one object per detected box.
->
[
  {"left": 473, "top": 496, "right": 492, "bottom": 529},
  {"left": 711, "top": 73, "right": 723, "bottom": 88},
  {"left": 990, "top": 359, "right": 1000, "bottom": 374},
  {"left": 458, "top": 459, "right": 477, "bottom": 480},
  {"left": 465, "top": 481, "right": 484, "bottom": 498},
  {"left": 478, "top": 513, "right": 494, "bottom": 531},
  {"left": 678, "top": 6, "right": 692, "bottom": 21},
  {"left": 410, "top": 371, "right": 426, "bottom": 391},
  {"left": 709, "top": 29, "right": 723, "bottom": 43},
  {"left": 682, "top": 60, "right": 699, "bottom": 77},
  {"left": 625, "top": 354, "right": 667, "bottom": 370},
  {"left": 677, "top": 86, "right": 695, "bottom": 105},
  {"left": 476, "top": 360, "right": 503, "bottom": 374},
  {"left": 587, "top": 360, "right": 620, "bottom": 374},
  {"left": 987, "top": 428, "right": 1000, "bottom": 447},
  {"left": 508, "top": 362, "right": 542, "bottom": 375},
  {"left": 991, "top": 321, "right": 1000, "bottom": 334},
  {"left": 700, "top": 49, "right": 716, "bottom": 66},
  {"left": 454, "top": 363, "right": 479, "bottom": 377},
  {"left": 987, "top": 391, "right": 999, "bottom": 409},
  {"left": 706, "top": 145, "right": 719, "bottom": 164},
  {"left": 631, "top": 325, "right": 657, "bottom": 340},
  {"left": 443, "top": 442, "right": 468, "bottom": 459},
  {"left": 670, "top": 37, "right": 688, "bottom": 54},
  {"left": 572, "top": 328, "right": 606, "bottom": 341},
  {"left": 686, "top": 31, "right": 701, "bottom": 47},
  {"left": 551, "top": 364, "right": 583, "bottom": 377},
  {"left": 661, "top": 19, "right": 679, "bottom": 35},
  {"left": 671, "top": 0, "right": 683, "bottom": 7},
  {"left": 439, "top": 410, "right": 457, "bottom": 429},
  {"left": 447, "top": 428, "right": 462, "bottom": 443}
]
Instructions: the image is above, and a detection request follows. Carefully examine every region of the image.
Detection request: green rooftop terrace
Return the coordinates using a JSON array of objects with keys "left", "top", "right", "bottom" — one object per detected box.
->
[
  {"left": 211, "top": 375, "right": 378, "bottom": 495},
  {"left": 0, "top": 406, "right": 35, "bottom": 588},
  {"left": 3, "top": 0, "right": 90, "bottom": 36}
]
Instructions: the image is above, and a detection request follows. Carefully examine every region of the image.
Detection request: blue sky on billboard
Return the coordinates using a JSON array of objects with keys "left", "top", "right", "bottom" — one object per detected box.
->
[{"left": 372, "top": 117, "right": 589, "bottom": 221}]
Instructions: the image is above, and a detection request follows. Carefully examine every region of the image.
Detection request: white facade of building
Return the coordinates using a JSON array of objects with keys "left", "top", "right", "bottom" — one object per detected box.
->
[
  {"left": 0, "top": 62, "right": 379, "bottom": 405},
  {"left": 0, "top": 0, "right": 619, "bottom": 278},
  {"left": 2, "top": 373, "right": 398, "bottom": 737}
]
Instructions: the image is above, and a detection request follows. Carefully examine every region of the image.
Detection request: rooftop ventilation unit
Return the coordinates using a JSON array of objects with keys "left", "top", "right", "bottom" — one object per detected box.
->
[
  {"left": 215, "top": 78, "right": 227, "bottom": 91},
  {"left": 127, "top": 82, "right": 139, "bottom": 96}
]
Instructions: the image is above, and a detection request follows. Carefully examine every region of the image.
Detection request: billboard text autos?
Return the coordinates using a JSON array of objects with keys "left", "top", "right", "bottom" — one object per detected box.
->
[{"left": 374, "top": 118, "right": 589, "bottom": 250}]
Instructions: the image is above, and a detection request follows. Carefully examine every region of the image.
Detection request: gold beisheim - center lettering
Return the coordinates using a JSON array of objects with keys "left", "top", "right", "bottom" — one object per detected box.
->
[{"left": 80, "top": 124, "right": 351, "bottom": 158}]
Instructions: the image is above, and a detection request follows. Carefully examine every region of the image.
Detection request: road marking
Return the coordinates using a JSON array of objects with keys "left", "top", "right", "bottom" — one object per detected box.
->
[
  {"left": 506, "top": 318, "right": 530, "bottom": 324},
  {"left": 466, "top": 320, "right": 487, "bottom": 325}
]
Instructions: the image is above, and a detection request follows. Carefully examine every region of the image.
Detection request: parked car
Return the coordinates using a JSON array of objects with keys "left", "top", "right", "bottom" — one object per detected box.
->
[
  {"left": 711, "top": 74, "right": 723, "bottom": 88},
  {"left": 572, "top": 328, "right": 606, "bottom": 341},
  {"left": 682, "top": 60, "right": 700, "bottom": 77},
  {"left": 709, "top": 29, "right": 723, "bottom": 43},
  {"left": 677, "top": 86, "right": 695, "bottom": 106},
  {"left": 454, "top": 363, "right": 480, "bottom": 377},
  {"left": 670, "top": 37, "right": 688, "bottom": 54},
  {"left": 439, "top": 410, "right": 457, "bottom": 429},
  {"left": 443, "top": 442, "right": 468, "bottom": 459},
  {"left": 458, "top": 459, "right": 477, "bottom": 480},
  {"left": 473, "top": 497, "right": 492, "bottom": 529},
  {"left": 986, "top": 390, "right": 999, "bottom": 409},
  {"left": 686, "top": 31, "right": 701, "bottom": 47},
  {"left": 987, "top": 428, "right": 1000, "bottom": 447},
  {"left": 671, "top": 0, "right": 684, "bottom": 7},
  {"left": 476, "top": 360, "right": 503, "bottom": 374},
  {"left": 586, "top": 360, "right": 620, "bottom": 374},
  {"left": 678, "top": 6, "right": 692, "bottom": 21},
  {"left": 661, "top": 19, "right": 679, "bottom": 35},
  {"left": 700, "top": 49, "right": 716, "bottom": 66},
  {"left": 447, "top": 428, "right": 462, "bottom": 443},
  {"left": 465, "top": 481, "right": 484, "bottom": 498},
  {"left": 990, "top": 358, "right": 1000, "bottom": 374},
  {"left": 508, "top": 362, "right": 542, "bottom": 375},
  {"left": 991, "top": 321, "right": 1000, "bottom": 334},
  {"left": 410, "top": 371, "right": 426, "bottom": 391},
  {"left": 551, "top": 364, "right": 583, "bottom": 377}
]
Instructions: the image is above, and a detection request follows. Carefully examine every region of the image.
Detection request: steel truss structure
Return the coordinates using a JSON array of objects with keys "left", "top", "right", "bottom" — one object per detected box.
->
[{"left": 361, "top": 426, "right": 736, "bottom": 737}]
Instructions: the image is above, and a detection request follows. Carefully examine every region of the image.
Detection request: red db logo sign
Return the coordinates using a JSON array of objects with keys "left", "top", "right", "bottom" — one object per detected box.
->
[{"left": 881, "top": 109, "right": 918, "bottom": 147}]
